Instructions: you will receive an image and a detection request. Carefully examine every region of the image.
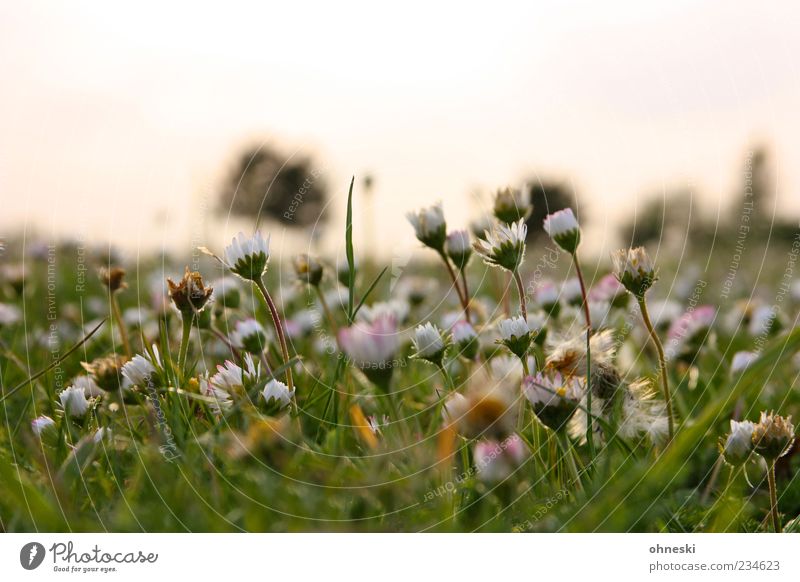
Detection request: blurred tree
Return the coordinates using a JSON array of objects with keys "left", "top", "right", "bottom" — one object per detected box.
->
[
  {"left": 524, "top": 179, "right": 579, "bottom": 241},
  {"left": 219, "top": 144, "right": 328, "bottom": 228},
  {"left": 730, "top": 146, "right": 797, "bottom": 242},
  {"left": 618, "top": 189, "right": 711, "bottom": 248}
]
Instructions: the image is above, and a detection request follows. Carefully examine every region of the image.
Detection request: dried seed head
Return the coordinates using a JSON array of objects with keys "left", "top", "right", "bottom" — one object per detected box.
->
[
  {"left": 99, "top": 267, "right": 127, "bottom": 293},
  {"left": 752, "top": 411, "right": 795, "bottom": 460},
  {"left": 167, "top": 267, "right": 213, "bottom": 316},
  {"left": 81, "top": 354, "right": 128, "bottom": 392}
]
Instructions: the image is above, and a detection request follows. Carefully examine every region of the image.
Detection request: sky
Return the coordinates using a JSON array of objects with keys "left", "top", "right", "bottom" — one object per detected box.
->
[{"left": 1, "top": 0, "right": 799, "bottom": 262}]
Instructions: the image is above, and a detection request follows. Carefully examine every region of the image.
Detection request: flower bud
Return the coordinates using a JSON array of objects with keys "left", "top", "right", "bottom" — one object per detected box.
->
[{"left": 611, "top": 247, "right": 656, "bottom": 298}]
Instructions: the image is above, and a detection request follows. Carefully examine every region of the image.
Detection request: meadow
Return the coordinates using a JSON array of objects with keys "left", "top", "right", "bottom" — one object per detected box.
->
[{"left": 1, "top": 183, "right": 799, "bottom": 533}]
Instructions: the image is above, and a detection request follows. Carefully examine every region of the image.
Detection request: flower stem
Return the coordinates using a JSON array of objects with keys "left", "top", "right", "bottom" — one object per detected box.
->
[
  {"left": 460, "top": 268, "right": 472, "bottom": 321},
  {"left": 255, "top": 279, "right": 295, "bottom": 398},
  {"left": 572, "top": 253, "right": 595, "bottom": 458},
  {"left": 110, "top": 292, "right": 132, "bottom": 358},
  {"left": 767, "top": 461, "right": 781, "bottom": 533},
  {"left": 637, "top": 296, "right": 675, "bottom": 442},
  {"left": 438, "top": 251, "right": 468, "bottom": 317},
  {"left": 178, "top": 313, "right": 193, "bottom": 371},
  {"left": 315, "top": 285, "right": 339, "bottom": 338},
  {"left": 511, "top": 270, "right": 528, "bottom": 320},
  {"left": 437, "top": 361, "right": 456, "bottom": 392}
]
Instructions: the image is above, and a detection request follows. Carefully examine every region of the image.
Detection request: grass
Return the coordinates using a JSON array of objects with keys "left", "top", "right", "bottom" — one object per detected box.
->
[{"left": 1, "top": 197, "right": 799, "bottom": 533}]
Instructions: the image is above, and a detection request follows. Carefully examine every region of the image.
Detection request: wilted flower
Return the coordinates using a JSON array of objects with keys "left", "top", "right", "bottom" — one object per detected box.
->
[
  {"left": 232, "top": 318, "right": 268, "bottom": 354},
  {"left": 167, "top": 267, "right": 213, "bottom": 315},
  {"left": 99, "top": 266, "right": 127, "bottom": 293},
  {"left": 752, "top": 411, "right": 795, "bottom": 460},
  {"left": 474, "top": 435, "right": 528, "bottom": 482},
  {"left": 523, "top": 372, "right": 585, "bottom": 431},
  {"left": 612, "top": 247, "right": 656, "bottom": 298},
  {"left": 546, "top": 329, "right": 616, "bottom": 377},
  {"left": 339, "top": 314, "right": 401, "bottom": 390},
  {"left": 261, "top": 379, "right": 295, "bottom": 411},
  {"left": 473, "top": 219, "right": 527, "bottom": 272},
  {"left": 81, "top": 354, "right": 128, "bottom": 392},
  {"left": 493, "top": 185, "right": 532, "bottom": 224},
  {"left": 451, "top": 320, "right": 479, "bottom": 360},
  {"left": 220, "top": 231, "right": 271, "bottom": 281},
  {"left": 293, "top": 254, "right": 324, "bottom": 287},
  {"left": 617, "top": 379, "right": 668, "bottom": 444},
  {"left": 543, "top": 208, "right": 580, "bottom": 254},
  {"left": 720, "top": 419, "right": 755, "bottom": 466},
  {"left": 59, "top": 386, "right": 90, "bottom": 418},
  {"left": 407, "top": 203, "right": 447, "bottom": 251},
  {"left": 443, "top": 371, "right": 518, "bottom": 438},
  {"left": 445, "top": 229, "right": 472, "bottom": 270},
  {"left": 412, "top": 322, "right": 448, "bottom": 365},
  {"left": 121, "top": 346, "right": 162, "bottom": 387},
  {"left": 31, "top": 415, "right": 55, "bottom": 437},
  {"left": 497, "top": 316, "right": 532, "bottom": 359}
]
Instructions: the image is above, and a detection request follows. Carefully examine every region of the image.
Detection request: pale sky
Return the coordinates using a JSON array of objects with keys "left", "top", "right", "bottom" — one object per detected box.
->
[{"left": 1, "top": 1, "right": 799, "bottom": 262}]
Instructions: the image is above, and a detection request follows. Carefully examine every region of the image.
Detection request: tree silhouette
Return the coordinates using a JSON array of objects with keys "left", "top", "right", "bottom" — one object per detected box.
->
[
  {"left": 219, "top": 144, "right": 328, "bottom": 228},
  {"left": 524, "top": 179, "right": 579, "bottom": 241}
]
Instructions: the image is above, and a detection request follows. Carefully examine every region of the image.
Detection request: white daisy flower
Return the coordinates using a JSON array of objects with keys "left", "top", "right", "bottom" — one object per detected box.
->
[
  {"left": 474, "top": 435, "right": 528, "bottom": 482},
  {"left": 445, "top": 229, "right": 472, "bottom": 269},
  {"left": 407, "top": 202, "right": 447, "bottom": 250},
  {"left": 412, "top": 322, "right": 447, "bottom": 364},
  {"left": 261, "top": 379, "right": 295, "bottom": 410},
  {"left": 493, "top": 185, "right": 532, "bottom": 224},
  {"left": 543, "top": 208, "right": 580, "bottom": 254},
  {"left": 121, "top": 346, "right": 162, "bottom": 387},
  {"left": 338, "top": 314, "right": 401, "bottom": 390},
  {"left": 199, "top": 374, "right": 232, "bottom": 415},
  {"left": 0, "top": 303, "right": 22, "bottom": 326},
  {"left": 232, "top": 318, "right": 268, "bottom": 354},
  {"left": 31, "top": 415, "right": 55, "bottom": 436},
  {"left": 721, "top": 419, "right": 755, "bottom": 466},
  {"left": 473, "top": 219, "right": 527, "bottom": 272},
  {"left": 223, "top": 231, "right": 271, "bottom": 281},
  {"left": 611, "top": 247, "right": 656, "bottom": 298},
  {"left": 59, "top": 386, "right": 90, "bottom": 418},
  {"left": 211, "top": 354, "right": 261, "bottom": 392},
  {"left": 731, "top": 351, "right": 758, "bottom": 375}
]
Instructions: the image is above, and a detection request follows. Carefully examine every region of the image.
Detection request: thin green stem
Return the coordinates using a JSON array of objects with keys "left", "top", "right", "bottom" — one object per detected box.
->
[
  {"left": 767, "top": 461, "right": 781, "bottom": 533},
  {"left": 572, "top": 253, "right": 595, "bottom": 459},
  {"left": 110, "top": 291, "right": 132, "bottom": 358},
  {"left": 438, "top": 250, "right": 468, "bottom": 315},
  {"left": 255, "top": 278, "right": 295, "bottom": 401},
  {"left": 178, "top": 313, "right": 194, "bottom": 372},
  {"left": 315, "top": 285, "right": 339, "bottom": 339},
  {"left": 638, "top": 296, "right": 675, "bottom": 442},
  {"left": 511, "top": 270, "right": 528, "bottom": 320},
  {"left": 460, "top": 268, "right": 472, "bottom": 321}
]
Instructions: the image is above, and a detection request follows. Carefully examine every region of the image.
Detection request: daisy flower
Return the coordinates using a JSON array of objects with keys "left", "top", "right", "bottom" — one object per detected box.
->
[
  {"left": 543, "top": 208, "right": 580, "bottom": 254},
  {"left": 473, "top": 219, "right": 527, "bottom": 273},
  {"left": 407, "top": 203, "right": 447, "bottom": 251}
]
